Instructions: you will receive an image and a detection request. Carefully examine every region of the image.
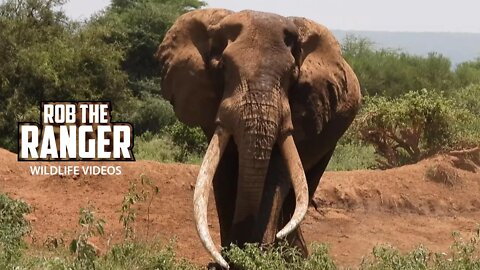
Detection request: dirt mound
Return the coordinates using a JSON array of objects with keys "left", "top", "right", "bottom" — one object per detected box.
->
[{"left": 0, "top": 148, "right": 479, "bottom": 267}]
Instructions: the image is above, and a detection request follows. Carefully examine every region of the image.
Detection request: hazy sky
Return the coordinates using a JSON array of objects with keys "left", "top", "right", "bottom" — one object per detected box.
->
[{"left": 62, "top": 0, "right": 480, "bottom": 33}]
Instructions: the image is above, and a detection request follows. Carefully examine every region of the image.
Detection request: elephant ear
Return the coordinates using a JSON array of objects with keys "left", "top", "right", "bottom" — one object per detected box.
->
[
  {"left": 155, "top": 9, "right": 233, "bottom": 132},
  {"left": 288, "top": 17, "right": 361, "bottom": 141}
]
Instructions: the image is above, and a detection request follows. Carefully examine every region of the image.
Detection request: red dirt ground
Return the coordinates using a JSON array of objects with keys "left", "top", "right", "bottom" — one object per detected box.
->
[{"left": 0, "top": 148, "right": 479, "bottom": 267}]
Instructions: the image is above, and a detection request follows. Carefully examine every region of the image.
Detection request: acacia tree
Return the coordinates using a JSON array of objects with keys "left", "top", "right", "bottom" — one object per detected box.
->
[{"left": 352, "top": 89, "right": 478, "bottom": 168}]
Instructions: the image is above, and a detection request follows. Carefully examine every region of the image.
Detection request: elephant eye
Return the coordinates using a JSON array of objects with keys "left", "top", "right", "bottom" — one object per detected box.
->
[
  {"left": 208, "top": 39, "right": 228, "bottom": 69},
  {"left": 284, "top": 29, "right": 302, "bottom": 65},
  {"left": 209, "top": 56, "right": 224, "bottom": 70},
  {"left": 284, "top": 29, "right": 298, "bottom": 49}
]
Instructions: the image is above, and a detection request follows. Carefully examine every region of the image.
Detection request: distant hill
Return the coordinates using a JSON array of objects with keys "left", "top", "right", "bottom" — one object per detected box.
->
[{"left": 333, "top": 30, "right": 480, "bottom": 67}]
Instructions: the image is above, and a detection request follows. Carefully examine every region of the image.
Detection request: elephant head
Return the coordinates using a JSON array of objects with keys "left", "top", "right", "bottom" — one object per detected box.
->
[{"left": 156, "top": 9, "right": 361, "bottom": 268}]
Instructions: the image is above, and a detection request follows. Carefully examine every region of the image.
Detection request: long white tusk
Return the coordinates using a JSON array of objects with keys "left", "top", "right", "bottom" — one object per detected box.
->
[
  {"left": 276, "top": 134, "right": 309, "bottom": 239},
  {"left": 193, "top": 127, "right": 230, "bottom": 269}
]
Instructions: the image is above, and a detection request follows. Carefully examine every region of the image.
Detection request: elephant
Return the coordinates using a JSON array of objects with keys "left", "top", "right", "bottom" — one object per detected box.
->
[{"left": 155, "top": 9, "right": 361, "bottom": 269}]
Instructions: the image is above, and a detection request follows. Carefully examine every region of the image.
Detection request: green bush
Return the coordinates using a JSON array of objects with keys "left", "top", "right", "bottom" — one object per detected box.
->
[
  {"left": 92, "top": 0, "right": 204, "bottom": 83},
  {"left": 342, "top": 36, "right": 455, "bottom": 97},
  {"left": 134, "top": 132, "right": 178, "bottom": 162},
  {"left": 0, "top": 0, "right": 131, "bottom": 152},
  {"left": 70, "top": 204, "right": 106, "bottom": 269},
  {"left": 134, "top": 130, "right": 205, "bottom": 164},
  {"left": 361, "top": 230, "right": 480, "bottom": 270},
  {"left": 447, "top": 84, "right": 480, "bottom": 145},
  {"left": 352, "top": 89, "right": 477, "bottom": 168},
  {"left": 126, "top": 93, "right": 177, "bottom": 135},
  {"left": 8, "top": 241, "right": 200, "bottom": 269},
  {"left": 101, "top": 241, "right": 198, "bottom": 270},
  {"left": 327, "top": 143, "right": 377, "bottom": 171},
  {"left": 0, "top": 193, "right": 31, "bottom": 267},
  {"left": 166, "top": 121, "right": 207, "bottom": 163},
  {"left": 224, "top": 242, "right": 337, "bottom": 270},
  {"left": 454, "top": 59, "right": 480, "bottom": 87}
]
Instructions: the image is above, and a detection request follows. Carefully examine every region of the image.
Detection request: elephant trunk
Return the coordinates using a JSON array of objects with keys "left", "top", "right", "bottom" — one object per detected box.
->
[
  {"left": 232, "top": 91, "right": 309, "bottom": 241},
  {"left": 232, "top": 97, "right": 279, "bottom": 238}
]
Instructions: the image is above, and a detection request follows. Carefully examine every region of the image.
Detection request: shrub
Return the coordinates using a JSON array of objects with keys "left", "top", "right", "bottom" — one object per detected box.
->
[
  {"left": 0, "top": 193, "right": 31, "bottom": 266},
  {"left": 352, "top": 89, "right": 476, "bottom": 168},
  {"left": 119, "top": 175, "right": 159, "bottom": 240},
  {"left": 446, "top": 84, "right": 480, "bottom": 146},
  {"left": 454, "top": 59, "right": 480, "bottom": 87},
  {"left": 70, "top": 203, "right": 105, "bottom": 269},
  {"left": 166, "top": 121, "right": 207, "bottom": 163},
  {"left": 327, "top": 142, "right": 377, "bottom": 171},
  {"left": 342, "top": 36, "right": 455, "bottom": 97},
  {"left": 134, "top": 131, "right": 178, "bottom": 162},
  {"left": 102, "top": 241, "right": 198, "bottom": 270},
  {"left": 134, "top": 131, "right": 205, "bottom": 164},
  {"left": 224, "top": 242, "right": 337, "bottom": 270},
  {"left": 0, "top": 0, "right": 131, "bottom": 152},
  {"left": 361, "top": 229, "right": 480, "bottom": 269},
  {"left": 126, "top": 93, "right": 177, "bottom": 135}
]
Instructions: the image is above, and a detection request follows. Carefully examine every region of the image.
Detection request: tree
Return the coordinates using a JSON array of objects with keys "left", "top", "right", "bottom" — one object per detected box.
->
[
  {"left": 454, "top": 58, "right": 480, "bottom": 87},
  {"left": 92, "top": 0, "right": 205, "bottom": 83},
  {"left": 351, "top": 89, "right": 477, "bottom": 168},
  {"left": 341, "top": 35, "right": 455, "bottom": 97},
  {"left": 0, "top": 0, "right": 131, "bottom": 151}
]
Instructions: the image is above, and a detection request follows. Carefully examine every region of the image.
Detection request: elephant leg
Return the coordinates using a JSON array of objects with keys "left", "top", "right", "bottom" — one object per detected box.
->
[
  {"left": 278, "top": 195, "right": 308, "bottom": 257},
  {"left": 212, "top": 140, "right": 239, "bottom": 246},
  {"left": 278, "top": 147, "right": 336, "bottom": 256}
]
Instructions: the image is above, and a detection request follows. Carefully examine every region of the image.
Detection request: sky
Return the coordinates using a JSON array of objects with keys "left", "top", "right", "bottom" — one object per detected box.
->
[{"left": 62, "top": 0, "right": 480, "bottom": 33}]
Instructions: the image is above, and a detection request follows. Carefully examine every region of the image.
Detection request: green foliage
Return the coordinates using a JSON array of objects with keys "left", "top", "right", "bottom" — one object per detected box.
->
[
  {"left": 361, "top": 230, "right": 480, "bottom": 269},
  {"left": 361, "top": 245, "right": 432, "bottom": 270},
  {"left": 119, "top": 182, "right": 143, "bottom": 240},
  {"left": 99, "top": 241, "right": 199, "bottom": 270},
  {"left": 126, "top": 92, "right": 177, "bottom": 135},
  {"left": 446, "top": 84, "right": 480, "bottom": 145},
  {"left": 454, "top": 58, "right": 480, "bottom": 87},
  {"left": 342, "top": 35, "right": 456, "bottom": 96},
  {"left": 450, "top": 84, "right": 480, "bottom": 115},
  {"left": 224, "top": 242, "right": 337, "bottom": 270},
  {"left": 351, "top": 89, "right": 477, "bottom": 168},
  {"left": 0, "top": 0, "right": 208, "bottom": 152},
  {"left": 92, "top": 0, "right": 205, "bottom": 83},
  {"left": 70, "top": 203, "right": 105, "bottom": 269},
  {"left": 166, "top": 121, "right": 208, "bottom": 163},
  {"left": 0, "top": 193, "right": 31, "bottom": 266},
  {"left": 327, "top": 142, "right": 377, "bottom": 171},
  {"left": 119, "top": 174, "right": 159, "bottom": 240},
  {"left": 134, "top": 131, "right": 178, "bottom": 162},
  {"left": 5, "top": 241, "right": 200, "bottom": 269},
  {"left": 134, "top": 130, "right": 205, "bottom": 164},
  {"left": 0, "top": 0, "right": 131, "bottom": 152}
]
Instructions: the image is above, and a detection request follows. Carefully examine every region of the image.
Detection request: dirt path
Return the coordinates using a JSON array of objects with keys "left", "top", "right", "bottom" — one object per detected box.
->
[{"left": 0, "top": 149, "right": 479, "bottom": 267}]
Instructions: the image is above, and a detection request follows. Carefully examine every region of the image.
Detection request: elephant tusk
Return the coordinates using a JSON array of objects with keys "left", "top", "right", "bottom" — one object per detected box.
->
[
  {"left": 193, "top": 126, "right": 230, "bottom": 269},
  {"left": 276, "top": 134, "right": 309, "bottom": 239}
]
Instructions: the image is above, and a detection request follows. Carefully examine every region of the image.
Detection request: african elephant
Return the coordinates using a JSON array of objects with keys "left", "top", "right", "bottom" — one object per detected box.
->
[{"left": 156, "top": 9, "right": 361, "bottom": 269}]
